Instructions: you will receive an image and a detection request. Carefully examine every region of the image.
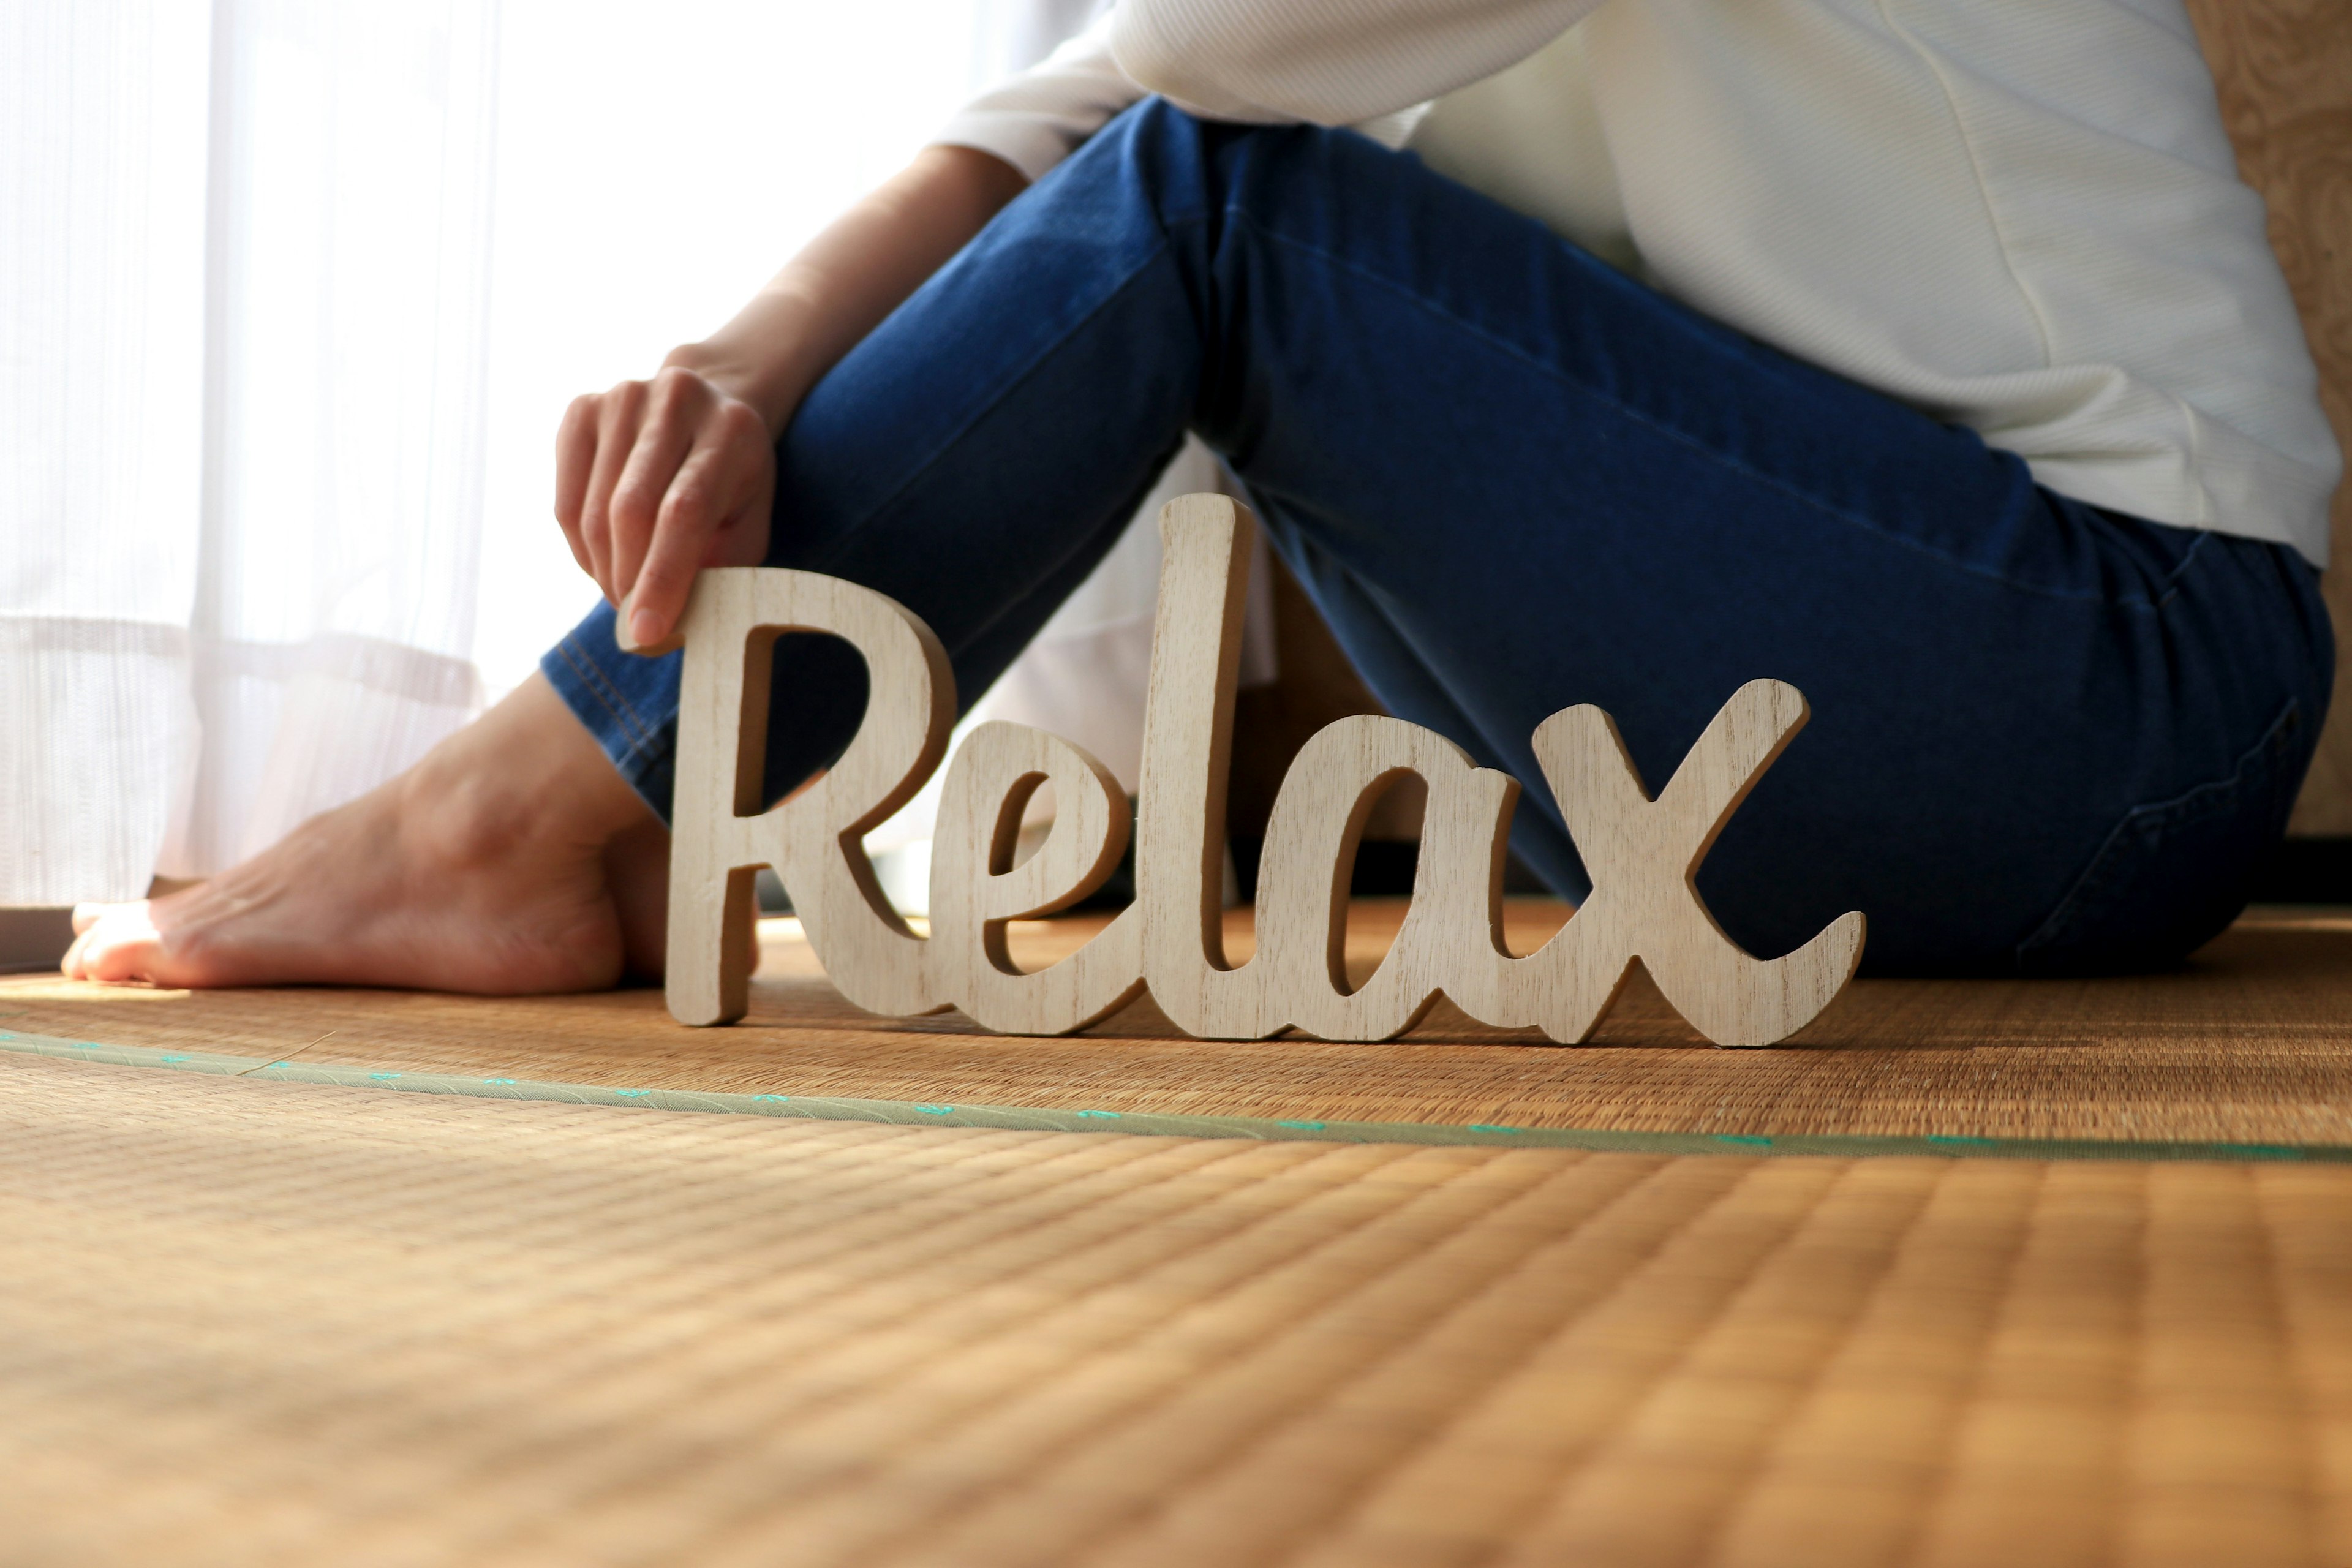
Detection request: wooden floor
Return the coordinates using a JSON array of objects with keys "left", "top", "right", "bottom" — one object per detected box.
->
[{"left": 9, "top": 902, "right": 2352, "bottom": 1565}]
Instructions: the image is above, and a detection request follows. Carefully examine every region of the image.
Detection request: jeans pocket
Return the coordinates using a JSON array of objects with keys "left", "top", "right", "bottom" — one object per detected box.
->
[{"left": 2016, "top": 699, "right": 2310, "bottom": 974}]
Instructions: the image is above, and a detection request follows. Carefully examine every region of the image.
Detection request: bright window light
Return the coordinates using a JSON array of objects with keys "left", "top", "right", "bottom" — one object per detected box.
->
[{"left": 474, "top": 1, "right": 992, "bottom": 699}]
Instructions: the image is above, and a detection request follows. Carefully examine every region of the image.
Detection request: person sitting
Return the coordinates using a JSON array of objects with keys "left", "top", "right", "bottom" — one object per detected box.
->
[{"left": 64, "top": 0, "right": 2341, "bottom": 992}]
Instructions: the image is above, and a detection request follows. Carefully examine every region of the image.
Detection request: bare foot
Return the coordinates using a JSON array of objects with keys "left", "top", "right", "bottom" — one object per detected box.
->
[{"left": 62, "top": 675, "right": 667, "bottom": 993}]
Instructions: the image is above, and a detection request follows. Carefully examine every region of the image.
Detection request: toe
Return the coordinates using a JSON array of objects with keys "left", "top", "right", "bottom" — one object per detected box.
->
[
  {"left": 80, "top": 930, "right": 165, "bottom": 985},
  {"left": 72, "top": 899, "right": 150, "bottom": 936},
  {"left": 68, "top": 905, "right": 167, "bottom": 985},
  {"left": 64, "top": 902, "right": 138, "bottom": 976}
]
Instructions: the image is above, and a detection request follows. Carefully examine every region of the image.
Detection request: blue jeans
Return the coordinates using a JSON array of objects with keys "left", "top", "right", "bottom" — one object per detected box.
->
[{"left": 545, "top": 100, "right": 2332, "bottom": 976}]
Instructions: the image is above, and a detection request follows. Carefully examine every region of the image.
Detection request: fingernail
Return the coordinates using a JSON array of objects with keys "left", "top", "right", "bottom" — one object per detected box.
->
[{"left": 630, "top": 608, "right": 662, "bottom": 647}]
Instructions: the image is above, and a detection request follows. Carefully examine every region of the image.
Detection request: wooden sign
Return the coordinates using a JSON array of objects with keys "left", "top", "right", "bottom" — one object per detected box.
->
[{"left": 638, "top": 495, "right": 1864, "bottom": 1047}]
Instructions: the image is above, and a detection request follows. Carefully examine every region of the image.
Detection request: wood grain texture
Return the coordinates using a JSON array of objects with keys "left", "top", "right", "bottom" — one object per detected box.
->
[
  {"left": 2184, "top": 0, "right": 2352, "bottom": 832},
  {"left": 1125, "top": 496, "right": 1861, "bottom": 1046},
  {"left": 1253, "top": 713, "right": 1517, "bottom": 1042},
  {"left": 1133, "top": 494, "right": 1267, "bottom": 1039},
  {"left": 1521, "top": 682, "right": 1866, "bottom": 1049},
  {"left": 926, "top": 720, "right": 1144, "bottom": 1035},
  {"left": 663, "top": 497, "right": 1857, "bottom": 1047},
  {"left": 662, "top": 567, "right": 954, "bottom": 1025}
]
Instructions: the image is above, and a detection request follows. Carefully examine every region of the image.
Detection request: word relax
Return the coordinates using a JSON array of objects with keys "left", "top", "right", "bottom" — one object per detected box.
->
[{"left": 639, "top": 496, "right": 1865, "bottom": 1047}]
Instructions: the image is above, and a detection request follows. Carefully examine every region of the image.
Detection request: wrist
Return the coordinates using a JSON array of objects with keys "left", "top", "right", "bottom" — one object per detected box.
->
[{"left": 659, "top": 339, "right": 810, "bottom": 439}]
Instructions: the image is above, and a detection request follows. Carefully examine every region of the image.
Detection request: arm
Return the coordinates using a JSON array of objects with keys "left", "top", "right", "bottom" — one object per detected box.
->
[
  {"left": 558, "top": 0, "right": 1561, "bottom": 649},
  {"left": 662, "top": 145, "right": 1030, "bottom": 438},
  {"left": 555, "top": 144, "right": 1029, "bottom": 652},
  {"left": 555, "top": 15, "right": 1154, "bottom": 653},
  {"left": 1110, "top": 0, "right": 1602, "bottom": 126}
]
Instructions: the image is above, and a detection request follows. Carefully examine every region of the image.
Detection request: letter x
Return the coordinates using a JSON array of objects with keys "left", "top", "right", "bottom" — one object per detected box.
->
[{"left": 1532, "top": 679, "right": 1865, "bottom": 1047}]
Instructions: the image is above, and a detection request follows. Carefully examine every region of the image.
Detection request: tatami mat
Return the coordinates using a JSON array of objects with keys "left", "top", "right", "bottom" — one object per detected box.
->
[
  {"left": 7, "top": 1046, "right": 2351, "bottom": 1567},
  {"left": 10, "top": 902, "right": 2352, "bottom": 1149}
]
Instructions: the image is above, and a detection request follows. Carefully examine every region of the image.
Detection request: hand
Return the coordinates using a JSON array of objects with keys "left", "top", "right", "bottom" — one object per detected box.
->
[
  {"left": 555, "top": 365, "right": 777, "bottom": 653},
  {"left": 551, "top": 145, "right": 1027, "bottom": 652}
]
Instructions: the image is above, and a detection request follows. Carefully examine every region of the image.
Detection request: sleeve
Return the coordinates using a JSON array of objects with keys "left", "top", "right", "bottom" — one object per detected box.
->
[
  {"left": 930, "top": 14, "right": 1147, "bottom": 184},
  {"left": 1107, "top": 0, "right": 1606, "bottom": 126}
]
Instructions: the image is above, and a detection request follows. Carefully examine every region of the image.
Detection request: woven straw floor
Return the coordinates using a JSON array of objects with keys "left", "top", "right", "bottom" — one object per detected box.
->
[
  {"left": 9, "top": 902, "right": 2352, "bottom": 1564},
  {"left": 10, "top": 900, "right": 2352, "bottom": 1147}
]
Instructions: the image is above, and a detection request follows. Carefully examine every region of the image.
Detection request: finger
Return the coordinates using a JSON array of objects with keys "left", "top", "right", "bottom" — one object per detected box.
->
[
  {"left": 607, "top": 370, "right": 706, "bottom": 611},
  {"left": 553, "top": 395, "right": 600, "bottom": 576},
  {"left": 707, "top": 434, "right": 777, "bottom": 570},
  {"left": 578, "top": 382, "right": 647, "bottom": 601},
  {"left": 625, "top": 440, "right": 737, "bottom": 651}
]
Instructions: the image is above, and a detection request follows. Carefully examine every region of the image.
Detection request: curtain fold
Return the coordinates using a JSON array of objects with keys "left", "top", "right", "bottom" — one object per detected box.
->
[
  {"left": 0, "top": 618, "right": 198, "bottom": 907},
  {"left": 2, "top": 0, "right": 210, "bottom": 905},
  {"left": 4, "top": 0, "right": 501, "bottom": 903},
  {"left": 165, "top": 0, "right": 500, "bottom": 878}
]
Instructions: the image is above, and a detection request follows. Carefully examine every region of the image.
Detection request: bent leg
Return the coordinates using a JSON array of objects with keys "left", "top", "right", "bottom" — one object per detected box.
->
[
  {"left": 1151, "top": 114, "right": 2331, "bottom": 970},
  {"left": 543, "top": 99, "right": 2329, "bottom": 973}
]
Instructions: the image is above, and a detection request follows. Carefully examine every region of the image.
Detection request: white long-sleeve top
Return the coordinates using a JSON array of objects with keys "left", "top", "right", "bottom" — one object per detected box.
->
[{"left": 936, "top": 1, "right": 2340, "bottom": 565}]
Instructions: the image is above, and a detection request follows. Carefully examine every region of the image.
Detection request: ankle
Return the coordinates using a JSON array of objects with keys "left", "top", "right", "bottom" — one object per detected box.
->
[{"left": 398, "top": 675, "right": 656, "bottom": 871}]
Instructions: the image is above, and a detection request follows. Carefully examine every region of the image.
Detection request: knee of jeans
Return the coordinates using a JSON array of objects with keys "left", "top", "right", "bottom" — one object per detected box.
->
[
  {"left": 1084, "top": 96, "right": 1325, "bottom": 235},
  {"left": 1060, "top": 97, "right": 1220, "bottom": 228}
]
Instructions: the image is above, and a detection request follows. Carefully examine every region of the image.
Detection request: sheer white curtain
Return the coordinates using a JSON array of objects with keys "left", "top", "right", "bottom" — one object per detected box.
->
[
  {"left": 4, "top": 0, "right": 497, "bottom": 903},
  {"left": 4, "top": 0, "right": 211, "bottom": 906},
  {"left": 174, "top": 0, "right": 503, "bottom": 877},
  {"left": 3, "top": 0, "right": 1006, "bottom": 907}
]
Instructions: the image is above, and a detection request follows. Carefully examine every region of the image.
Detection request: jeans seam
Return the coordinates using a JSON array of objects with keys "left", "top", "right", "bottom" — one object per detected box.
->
[
  {"left": 1237, "top": 214, "right": 2181, "bottom": 612},
  {"left": 553, "top": 636, "right": 666, "bottom": 774},
  {"left": 2141, "top": 526, "right": 2212, "bottom": 610},
  {"left": 2015, "top": 695, "right": 2302, "bottom": 960}
]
